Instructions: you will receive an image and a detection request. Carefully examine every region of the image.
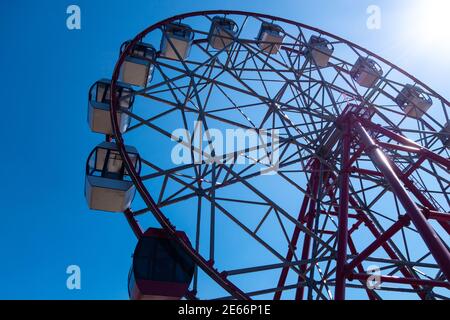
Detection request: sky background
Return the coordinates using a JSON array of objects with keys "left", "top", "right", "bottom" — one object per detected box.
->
[{"left": 0, "top": 0, "right": 449, "bottom": 299}]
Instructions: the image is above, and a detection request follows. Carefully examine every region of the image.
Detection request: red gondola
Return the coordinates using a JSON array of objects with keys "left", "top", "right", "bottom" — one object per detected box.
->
[{"left": 128, "top": 228, "right": 195, "bottom": 300}]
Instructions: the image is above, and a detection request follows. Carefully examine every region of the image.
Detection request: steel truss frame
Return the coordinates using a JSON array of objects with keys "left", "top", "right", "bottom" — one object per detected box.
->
[{"left": 104, "top": 11, "right": 450, "bottom": 300}]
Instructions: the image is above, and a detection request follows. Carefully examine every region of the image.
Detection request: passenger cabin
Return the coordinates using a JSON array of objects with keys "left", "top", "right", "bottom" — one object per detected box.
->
[
  {"left": 119, "top": 41, "right": 156, "bottom": 87},
  {"left": 395, "top": 84, "right": 433, "bottom": 119},
  {"left": 257, "top": 22, "right": 284, "bottom": 54},
  {"left": 128, "top": 228, "right": 195, "bottom": 300},
  {"left": 440, "top": 122, "right": 450, "bottom": 148},
  {"left": 88, "top": 79, "right": 134, "bottom": 135},
  {"left": 85, "top": 142, "right": 140, "bottom": 212},
  {"left": 307, "top": 35, "right": 334, "bottom": 68},
  {"left": 160, "top": 23, "right": 194, "bottom": 60},
  {"left": 208, "top": 16, "right": 238, "bottom": 50},
  {"left": 350, "top": 57, "right": 383, "bottom": 88}
]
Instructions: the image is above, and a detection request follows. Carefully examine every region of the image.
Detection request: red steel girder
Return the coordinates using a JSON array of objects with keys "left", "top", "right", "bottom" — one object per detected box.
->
[
  {"left": 295, "top": 161, "right": 322, "bottom": 300},
  {"left": 350, "top": 273, "right": 450, "bottom": 289},
  {"left": 345, "top": 215, "right": 411, "bottom": 273},
  {"left": 353, "top": 120, "right": 450, "bottom": 282},
  {"left": 335, "top": 121, "right": 351, "bottom": 300},
  {"left": 274, "top": 159, "right": 318, "bottom": 300},
  {"left": 355, "top": 117, "right": 450, "bottom": 234}
]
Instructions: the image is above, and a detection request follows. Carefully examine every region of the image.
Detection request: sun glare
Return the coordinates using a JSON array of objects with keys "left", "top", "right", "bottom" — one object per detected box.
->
[{"left": 412, "top": 0, "right": 450, "bottom": 49}]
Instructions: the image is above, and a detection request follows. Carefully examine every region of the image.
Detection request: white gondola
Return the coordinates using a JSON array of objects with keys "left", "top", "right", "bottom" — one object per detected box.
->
[
  {"left": 119, "top": 41, "right": 156, "bottom": 87},
  {"left": 208, "top": 16, "right": 238, "bottom": 50},
  {"left": 395, "top": 84, "right": 433, "bottom": 119},
  {"left": 350, "top": 57, "right": 383, "bottom": 88},
  {"left": 85, "top": 142, "right": 140, "bottom": 213},
  {"left": 160, "top": 23, "right": 194, "bottom": 60},
  {"left": 257, "top": 22, "right": 284, "bottom": 54},
  {"left": 307, "top": 35, "right": 334, "bottom": 68},
  {"left": 440, "top": 122, "right": 450, "bottom": 148},
  {"left": 88, "top": 79, "right": 134, "bottom": 135}
]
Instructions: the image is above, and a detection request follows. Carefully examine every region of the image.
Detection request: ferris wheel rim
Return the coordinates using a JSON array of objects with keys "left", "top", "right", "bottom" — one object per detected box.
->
[
  {"left": 120, "top": 9, "right": 449, "bottom": 105},
  {"left": 108, "top": 10, "right": 450, "bottom": 300}
]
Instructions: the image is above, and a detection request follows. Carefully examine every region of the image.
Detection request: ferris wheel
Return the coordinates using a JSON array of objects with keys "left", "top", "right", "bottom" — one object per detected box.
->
[{"left": 85, "top": 10, "right": 450, "bottom": 300}]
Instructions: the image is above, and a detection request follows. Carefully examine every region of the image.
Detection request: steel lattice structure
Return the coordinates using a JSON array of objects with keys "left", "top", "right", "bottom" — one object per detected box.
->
[{"left": 101, "top": 11, "right": 450, "bottom": 300}]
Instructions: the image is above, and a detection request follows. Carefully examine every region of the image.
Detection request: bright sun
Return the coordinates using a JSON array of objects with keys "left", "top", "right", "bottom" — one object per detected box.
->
[{"left": 412, "top": 0, "right": 450, "bottom": 48}]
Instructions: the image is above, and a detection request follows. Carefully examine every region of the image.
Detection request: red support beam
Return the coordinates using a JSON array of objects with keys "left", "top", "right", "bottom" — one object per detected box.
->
[
  {"left": 354, "top": 120, "right": 450, "bottom": 282},
  {"left": 325, "top": 173, "right": 379, "bottom": 300},
  {"left": 348, "top": 219, "right": 364, "bottom": 235},
  {"left": 327, "top": 172, "right": 428, "bottom": 299},
  {"left": 354, "top": 119, "right": 450, "bottom": 235},
  {"left": 347, "top": 236, "right": 379, "bottom": 300},
  {"left": 357, "top": 117, "right": 450, "bottom": 169},
  {"left": 124, "top": 209, "right": 144, "bottom": 239},
  {"left": 377, "top": 141, "right": 421, "bottom": 153},
  {"left": 421, "top": 149, "right": 450, "bottom": 170},
  {"left": 350, "top": 273, "right": 450, "bottom": 289},
  {"left": 335, "top": 122, "right": 351, "bottom": 300},
  {"left": 351, "top": 167, "right": 384, "bottom": 177},
  {"left": 318, "top": 230, "right": 338, "bottom": 235},
  {"left": 425, "top": 209, "right": 450, "bottom": 223},
  {"left": 393, "top": 164, "right": 450, "bottom": 235},
  {"left": 403, "top": 154, "right": 426, "bottom": 178},
  {"left": 348, "top": 145, "right": 365, "bottom": 167},
  {"left": 295, "top": 164, "right": 321, "bottom": 300},
  {"left": 273, "top": 191, "right": 310, "bottom": 300},
  {"left": 351, "top": 206, "right": 428, "bottom": 299},
  {"left": 345, "top": 215, "right": 410, "bottom": 273},
  {"left": 318, "top": 210, "right": 359, "bottom": 219},
  {"left": 274, "top": 160, "right": 317, "bottom": 300}
]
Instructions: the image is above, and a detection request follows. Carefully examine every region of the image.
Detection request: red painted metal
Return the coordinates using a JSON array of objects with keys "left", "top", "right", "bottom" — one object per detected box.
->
[
  {"left": 273, "top": 174, "right": 312, "bottom": 300},
  {"left": 335, "top": 121, "right": 351, "bottom": 300},
  {"left": 318, "top": 210, "right": 359, "bottom": 219},
  {"left": 124, "top": 209, "right": 144, "bottom": 239},
  {"left": 130, "top": 279, "right": 190, "bottom": 300},
  {"left": 353, "top": 120, "right": 450, "bottom": 282},
  {"left": 345, "top": 215, "right": 410, "bottom": 273},
  {"left": 110, "top": 41, "right": 251, "bottom": 301},
  {"left": 425, "top": 210, "right": 450, "bottom": 223},
  {"left": 393, "top": 165, "right": 450, "bottom": 235},
  {"left": 347, "top": 236, "right": 378, "bottom": 300},
  {"left": 312, "top": 167, "right": 433, "bottom": 300},
  {"left": 377, "top": 141, "right": 421, "bottom": 153},
  {"left": 357, "top": 117, "right": 450, "bottom": 169},
  {"left": 129, "top": 228, "right": 195, "bottom": 300},
  {"left": 350, "top": 273, "right": 450, "bottom": 289},
  {"left": 353, "top": 206, "right": 428, "bottom": 299},
  {"left": 403, "top": 154, "right": 426, "bottom": 178},
  {"left": 102, "top": 10, "right": 450, "bottom": 300},
  {"left": 322, "top": 172, "right": 378, "bottom": 300},
  {"left": 350, "top": 167, "right": 384, "bottom": 177},
  {"left": 348, "top": 146, "right": 366, "bottom": 167},
  {"left": 355, "top": 121, "right": 450, "bottom": 235},
  {"left": 295, "top": 161, "right": 321, "bottom": 300}
]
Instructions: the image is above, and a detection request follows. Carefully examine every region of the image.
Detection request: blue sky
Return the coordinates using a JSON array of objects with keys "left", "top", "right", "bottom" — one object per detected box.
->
[{"left": 0, "top": 0, "right": 449, "bottom": 299}]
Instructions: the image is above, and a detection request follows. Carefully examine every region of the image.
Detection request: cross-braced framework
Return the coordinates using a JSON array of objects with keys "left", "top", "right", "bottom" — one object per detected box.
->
[{"left": 108, "top": 11, "right": 450, "bottom": 300}]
